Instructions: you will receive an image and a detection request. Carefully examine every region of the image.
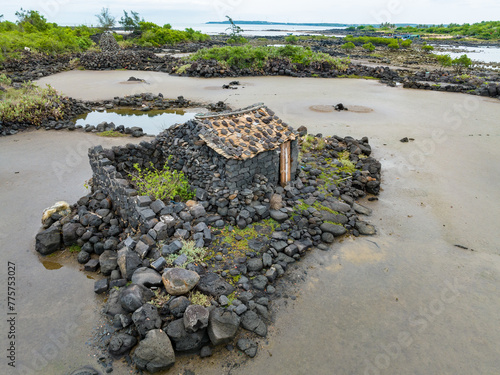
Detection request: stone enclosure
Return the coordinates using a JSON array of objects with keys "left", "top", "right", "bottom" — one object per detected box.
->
[{"left": 36, "top": 102, "right": 381, "bottom": 373}]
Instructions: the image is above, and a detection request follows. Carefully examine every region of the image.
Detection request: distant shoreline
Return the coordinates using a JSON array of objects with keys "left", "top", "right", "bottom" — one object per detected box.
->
[{"left": 206, "top": 20, "right": 420, "bottom": 27}]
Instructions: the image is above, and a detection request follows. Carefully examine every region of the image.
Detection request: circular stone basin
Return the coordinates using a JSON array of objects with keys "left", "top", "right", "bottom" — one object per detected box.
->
[{"left": 309, "top": 105, "right": 373, "bottom": 113}]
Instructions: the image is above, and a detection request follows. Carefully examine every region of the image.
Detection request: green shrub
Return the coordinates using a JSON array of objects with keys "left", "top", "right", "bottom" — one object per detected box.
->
[
  {"left": 435, "top": 54, "right": 452, "bottom": 68},
  {"left": 227, "top": 35, "right": 248, "bottom": 44},
  {"left": 0, "top": 73, "right": 12, "bottom": 86},
  {"left": 341, "top": 42, "right": 355, "bottom": 52},
  {"left": 388, "top": 40, "right": 400, "bottom": 50},
  {"left": 190, "top": 45, "right": 349, "bottom": 71},
  {"left": 401, "top": 39, "right": 412, "bottom": 47},
  {"left": 285, "top": 35, "right": 298, "bottom": 44},
  {"left": 421, "top": 44, "right": 434, "bottom": 52},
  {"left": 129, "top": 161, "right": 194, "bottom": 201},
  {"left": 362, "top": 42, "right": 375, "bottom": 52}
]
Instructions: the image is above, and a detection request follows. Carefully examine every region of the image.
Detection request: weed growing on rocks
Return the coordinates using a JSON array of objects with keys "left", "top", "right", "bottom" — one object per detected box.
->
[
  {"left": 148, "top": 289, "right": 170, "bottom": 308},
  {"left": 166, "top": 239, "right": 206, "bottom": 268},
  {"left": 68, "top": 244, "right": 81, "bottom": 253},
  {"left": 188, "top": 291, "right": 212, "bottom": 307},
  {"left": 129, "top": 161, "right": 194, "bottom": 201}
]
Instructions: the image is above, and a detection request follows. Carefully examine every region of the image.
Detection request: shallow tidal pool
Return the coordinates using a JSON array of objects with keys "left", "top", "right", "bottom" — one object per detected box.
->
[{"left": 74, "top": 108, "right": 200, "bottom": 135}]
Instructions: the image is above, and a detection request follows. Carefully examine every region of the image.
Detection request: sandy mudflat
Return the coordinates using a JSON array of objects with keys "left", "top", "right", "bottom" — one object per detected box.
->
[{"left": 1, "top": 71, "right": 498, "bottom": 374}]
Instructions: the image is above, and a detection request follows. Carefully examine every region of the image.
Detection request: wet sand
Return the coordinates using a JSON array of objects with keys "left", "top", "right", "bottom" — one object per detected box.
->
[{"left": 1, "top": 72, "right": 499, "bottom": 374}]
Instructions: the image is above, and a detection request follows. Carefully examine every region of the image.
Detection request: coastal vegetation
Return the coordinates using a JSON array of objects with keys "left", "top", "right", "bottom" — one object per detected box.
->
[
  {"left": 394, "top": 21, "right": 500, "bottom": 40},
  {"left": 0, "top": 75, "right": 66, "bottom": 125},
  {"left": 189, "top": 45, "right": 350, "bottom": 70},
  {"left": 0, "top": 8, "right": 209, "bottom": 61}
]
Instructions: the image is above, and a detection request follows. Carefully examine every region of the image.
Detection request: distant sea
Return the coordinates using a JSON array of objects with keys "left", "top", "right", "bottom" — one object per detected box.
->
[{"left": 170, "top": 23, "right": 346, "bottom": 37}]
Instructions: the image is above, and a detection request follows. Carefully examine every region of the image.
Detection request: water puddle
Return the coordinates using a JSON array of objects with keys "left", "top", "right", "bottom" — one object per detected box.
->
[
  {"left": 41, "top": 259, "right": 64, "bottom": 270},
  {"left": 74, "top": 108, "right": 200, "bottom": 135}
]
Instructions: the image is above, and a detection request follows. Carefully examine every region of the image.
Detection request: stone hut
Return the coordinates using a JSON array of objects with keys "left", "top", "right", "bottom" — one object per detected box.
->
[{"left": 193, "top": 103, "right": 299, "bottom": 189}]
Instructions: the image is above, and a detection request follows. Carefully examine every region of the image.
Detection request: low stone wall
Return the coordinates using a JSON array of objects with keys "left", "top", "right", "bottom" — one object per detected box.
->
[{"left": 403, "top": 79, "right": 500, "bottom": 97}]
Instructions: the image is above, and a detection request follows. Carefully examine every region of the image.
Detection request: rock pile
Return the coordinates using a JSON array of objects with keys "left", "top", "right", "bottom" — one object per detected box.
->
[
  {"left": 35, "top": 124, "right": 381, "bottom": 372},
  {"left": 99, "top": 32, "right": 120, "bottom": 53}
]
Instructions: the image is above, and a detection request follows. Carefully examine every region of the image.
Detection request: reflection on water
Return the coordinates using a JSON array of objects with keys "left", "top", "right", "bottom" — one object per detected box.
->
[{"left": 74, "top": 109, "right": 198, "bottom": 135}]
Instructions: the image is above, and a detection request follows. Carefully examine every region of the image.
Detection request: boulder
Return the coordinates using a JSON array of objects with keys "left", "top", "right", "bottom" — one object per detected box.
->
[
  {"left": 183, "top": 304, "right": 210, "bottom": 333},
  {"left": 132, "top": 303, "right": 162, "bottom": 338},
  {"left": 237, "top": 338, "right": 258, "bottom": 358},
  {"left": 320, "top": 222, "right": 347, "bottom": 237},
  {"left": 269, "top": 194, "right": 283, "bottom": 210},
  {"left": 328, "top": 200, "right": 351, "bottom": 213},
  {"left": 168, "top": 296, "right": 191, "bottom": 318},
  {"left": 108, "top": 333, "right": 137, "bottom": 357},
  {"left": 119, "top": 284, "right": 154, "bottom": 313},
  {"left": 117, "top": 247, "right": 142, "bottom": 280},
  {"left": 132, "top": 267, "right": 162, "bottom": 287},
  {"left": 132, "top": 329, "right": 175, "bottom": 373},
  {"left": 94, "top": 278, "right": 108, "bottom": 294},
  {"left": 35, "top": 226, "right": 61, "bottom": 255},
  {"left": 207, "top": 308, "right": 240, "bottom": 346},
  {"left": 240, "top": 310, "right": 267, "bottom": 337},
  {"left": 162, "top": 268, "right": 200, "bottom": 295},
  {"left": 353, "top": 202, "right": 373, "bottom": 216},
  {"left": 247, "top": 258, "right": 263, "bottom": 272},
  {"left": 103, "top": 288, "right": 128, "bottom": 317},
  {"left": 62, "top": 222, "right": 82, "bottom": 246},
  {"left": 269, "top": 209, "right": 288, "bottom": 222},
  {"left": 197, "top": 273, "right": 235, "bottom": 298},
  {"left": 99, "top": 250, "right": 118, "bottom": 276},
  {"left": 355, "top": 221, "right": 376, "bottom": 235},
  {"left": 166, "top": 318, "right": 207, "bottom": 351},
  {"left": 252, "top": 275, "right": 268, "bottom": 291}
]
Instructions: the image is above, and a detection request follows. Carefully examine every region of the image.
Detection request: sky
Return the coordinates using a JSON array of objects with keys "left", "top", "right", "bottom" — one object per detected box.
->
[{"left": 1, "top": 0, "right": 499, "bottom": 26}]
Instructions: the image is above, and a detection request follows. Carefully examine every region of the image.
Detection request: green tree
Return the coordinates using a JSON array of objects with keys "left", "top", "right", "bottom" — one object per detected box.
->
[
  {"left": 15, "top": 9, "right": 49, "bottom": 31},
  {"left": 225, "top": 15, "right": 246, "bottom": 44},
  {"left": 119, "top": 10, "right": 143, "bottom": 32},
  {"left": 452, "top": 54, "right": 472, "bottom": 73},
  {"left": 435, "top": 54, "right": 452, "bottom": 70},
  {"left": 96, "top": 8, "right": 115, "bottom": 31}
]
